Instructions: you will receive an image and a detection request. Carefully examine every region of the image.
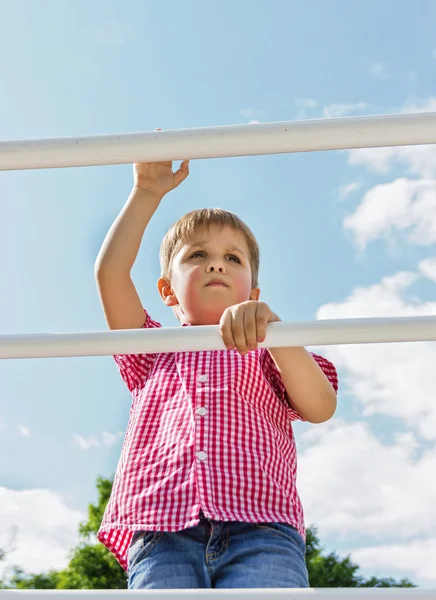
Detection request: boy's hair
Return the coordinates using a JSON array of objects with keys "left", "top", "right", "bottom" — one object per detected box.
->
[{"left": 160, "top": 208, "right": 260, "bottom": 287}]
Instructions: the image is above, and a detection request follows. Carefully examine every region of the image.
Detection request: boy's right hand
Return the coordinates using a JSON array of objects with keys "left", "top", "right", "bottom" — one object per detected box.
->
[{"left": 133, "top": 160, "right": 190, "bottom": 198}]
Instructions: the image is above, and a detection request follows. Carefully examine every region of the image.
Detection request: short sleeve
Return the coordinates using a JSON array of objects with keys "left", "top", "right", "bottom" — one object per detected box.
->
[
  {"left": 259, "top": 349, "right": 338, "bottom": 422},
  {"left": 311, "top": 352, "right": 339, "bottom": 393},
  {"left": 113, "top": 309, "right": 162, "bottom": 393}
]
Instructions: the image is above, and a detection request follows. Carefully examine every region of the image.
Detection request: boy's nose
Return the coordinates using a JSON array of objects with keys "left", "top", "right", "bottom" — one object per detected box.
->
[{"left": 206, "top": 263, "right": 225, "bottom": 273}]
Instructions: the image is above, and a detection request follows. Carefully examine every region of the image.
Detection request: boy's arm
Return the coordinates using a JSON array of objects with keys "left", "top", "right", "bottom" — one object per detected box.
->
[
  {"left": 219, "top": 300, "right": 337, "bottom": 424},
  {"left": 268, "top": 347, "right": 337, "bottom": 423},
  {"left": 95, "top": 160, "right": 189, "bottom": 330}
]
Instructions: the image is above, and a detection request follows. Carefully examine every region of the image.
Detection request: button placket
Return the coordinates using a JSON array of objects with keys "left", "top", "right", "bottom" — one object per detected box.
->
[
  {"left": 197, "top": 364, "right": 209, "bottom": 419},
  {"left": 195, "top": 353, "right": 211, "bottom": 465}
]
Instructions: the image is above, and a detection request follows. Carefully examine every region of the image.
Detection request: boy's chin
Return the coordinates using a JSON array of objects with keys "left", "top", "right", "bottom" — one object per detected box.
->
[
  {"left": 190, "top": 312, "right": 224, "bottom": 326},
  {"left": 179, "top": 304, "right": 231, "bottom": 326}
]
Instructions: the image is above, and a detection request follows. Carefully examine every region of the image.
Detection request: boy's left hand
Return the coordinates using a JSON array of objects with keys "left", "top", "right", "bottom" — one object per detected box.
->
[{"left": 220, "top": 301, "right": 281, "bottom": 355}]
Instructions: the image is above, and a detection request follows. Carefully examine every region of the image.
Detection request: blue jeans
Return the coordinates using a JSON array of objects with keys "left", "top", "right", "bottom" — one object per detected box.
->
[{"left": 128, "top": 510, "right": 309, "bottom": 588}]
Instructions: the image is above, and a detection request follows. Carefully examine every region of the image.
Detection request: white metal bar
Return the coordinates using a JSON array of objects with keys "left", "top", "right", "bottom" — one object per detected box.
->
[
  {"left": 0, "top": 590, "right": 433, "bottom": 598},
  {"left": 1, "top": 112, "right": 435, "bottom": 171},
  {"left": 1, "top": 316, "right": 435, "bottom": 360}
]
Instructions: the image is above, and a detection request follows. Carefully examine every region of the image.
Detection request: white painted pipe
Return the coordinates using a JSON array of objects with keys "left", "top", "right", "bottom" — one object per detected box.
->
[
  {"left": 0, "top": 588, "right": 433, "bottom": 598},
  {"left": 1, "top": 316, "right": 435, "bottom": 360},
  {"left": 1, "top": 112, "right": 435, "bottom": 171}
]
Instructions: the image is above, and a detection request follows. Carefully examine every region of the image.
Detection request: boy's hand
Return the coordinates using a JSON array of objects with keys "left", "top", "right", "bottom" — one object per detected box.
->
[
  {"left": 220, "top": 301, "right": 281, "bottom": 355},
  {"left": 133, "top": 159, "right": 190, "bottom": 198}
]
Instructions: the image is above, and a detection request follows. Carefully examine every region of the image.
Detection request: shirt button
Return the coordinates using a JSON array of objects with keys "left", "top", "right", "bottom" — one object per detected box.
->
[
  {"left": 197, "top": 451, "right": 207, "bottom": 461},
  {"left": 198, "top": 374, "right": 208, "bottom": 383},
  {"left": 197, "top": 407, "right": 207, "bottom": 416}
]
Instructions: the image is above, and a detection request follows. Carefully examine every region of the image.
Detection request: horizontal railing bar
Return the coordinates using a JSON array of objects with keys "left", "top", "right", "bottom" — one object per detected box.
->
[
  {"left": 0, "top": 316, "right": 435, "bottom": 360},
  {"left": 1, "top": 112, "right": 436, "bottom": 171},
  {"left": 0, "top": 589, "right": 434, "bottom": 597}
]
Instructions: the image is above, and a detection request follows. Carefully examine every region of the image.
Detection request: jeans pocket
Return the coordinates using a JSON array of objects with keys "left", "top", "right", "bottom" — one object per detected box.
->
[
  {"left": 255, "top": 522, "right": 306, "bottom": 553},
  {"left": 128, "top": 530, "right": 162, "bottom": 570}
]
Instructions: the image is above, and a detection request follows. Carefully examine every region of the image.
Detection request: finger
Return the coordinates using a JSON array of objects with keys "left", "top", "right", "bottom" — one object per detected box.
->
[
  {"left": 173, "top": 160, "right": 190, "bottom": 187},
  {"left": 256, "top": 305, "right": 270, "bottom": 343},
  {"left": 231, "top": 309, "right": 248, "bottom": 355},
  {"left": 219, "top": 311, "right": 235, "bottom": 350},
  {"left": 244, "top": 303, "right": 258, "bottom": 351}
]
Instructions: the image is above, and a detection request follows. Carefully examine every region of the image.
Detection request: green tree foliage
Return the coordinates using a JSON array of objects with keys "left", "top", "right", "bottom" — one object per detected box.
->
[
  {"left": 1, "top": 476, "right": 415, "bottom": 589},
  {"left": 306, "top": 527, "right": 415, "bottom": 588},
  {"left": 7, "top": 569, "right": 63, "bottom": 590},
  {"left": 0, "top": 476, "right": 127, "bottom": 590}
]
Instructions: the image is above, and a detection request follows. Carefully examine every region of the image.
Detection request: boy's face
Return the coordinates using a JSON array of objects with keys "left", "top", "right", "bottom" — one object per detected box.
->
[{"left": 158, "top": 224, "right": 260, "bottom": 325}]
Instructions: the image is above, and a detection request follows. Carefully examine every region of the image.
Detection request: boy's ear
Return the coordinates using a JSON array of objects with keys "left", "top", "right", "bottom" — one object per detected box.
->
[
  {"left": 250, "top": 287, "right": 260, "bottom": 301},
  {"left": 157, "top": 278, "right": 178, "bottom": 306}
]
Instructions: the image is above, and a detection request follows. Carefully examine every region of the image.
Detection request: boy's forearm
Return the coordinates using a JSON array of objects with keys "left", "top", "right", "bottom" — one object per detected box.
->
[
  {"left": 95, "top": 187, "right": 162, "bottom": 275},
  {"left": 268, "top": 347, "right": 337, "bottom": 423}
]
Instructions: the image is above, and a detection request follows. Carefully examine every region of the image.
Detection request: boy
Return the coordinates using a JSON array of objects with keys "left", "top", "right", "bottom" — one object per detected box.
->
[{"left": 95, "top": 159, "right": 338, "bottom": 589}]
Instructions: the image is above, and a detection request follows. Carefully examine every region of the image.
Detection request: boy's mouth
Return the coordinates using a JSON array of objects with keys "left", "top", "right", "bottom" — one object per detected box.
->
[{"left": 206, "top": 279, "right": 228, "bottom": 287}]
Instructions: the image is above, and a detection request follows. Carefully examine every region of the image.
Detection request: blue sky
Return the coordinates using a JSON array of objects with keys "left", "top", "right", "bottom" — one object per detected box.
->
[{"left": 1, "top": 0, "right": 436, "bottom": 587}]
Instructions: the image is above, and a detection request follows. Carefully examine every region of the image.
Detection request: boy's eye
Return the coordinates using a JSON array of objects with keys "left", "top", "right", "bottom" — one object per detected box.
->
[{"left": 189, "top": 251, "right": 240, "bottom": 263}]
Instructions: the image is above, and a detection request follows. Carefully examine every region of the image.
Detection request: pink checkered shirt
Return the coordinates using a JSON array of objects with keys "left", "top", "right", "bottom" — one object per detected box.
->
[{"left": 97, "top": 310, "right": 338, "bottom": 571}]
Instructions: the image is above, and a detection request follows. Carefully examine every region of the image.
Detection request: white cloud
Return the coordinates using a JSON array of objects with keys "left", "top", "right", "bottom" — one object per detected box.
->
[
  {"left": 298, "top": 269, "right": 436, "bottom": 585},
  {"left": 369, "top": 62, "right": 391, "bottom": 80},
  {"left": 102, "top": 431, "right": 123, "bottom": 446},
  {"left": 349, "top": 144, "right": 436, "bottom": 179},
  {"left": 343, "top": 177, "right": 436, "bottom": 249},
  {"left": 73, "top": 431, "right": 123, "bottom": 449},
  {"left": 351, "top": 539, "right": 436, "bottom": 584},
  {"left": 72, "top": 434, "right": 99, "bottom": 450},
  {"left": 323, "top": 102, "right": 369, "bottom": 119},
  {"left": 401, "top": 97, "right": 436, "bottom": 114},
  {"left": 419, "top": 257, "right": 436, "bottom": 282},
  {"left": 299, "top": 421, "right": 436, "bottom": 541},
  {"left": 18, "top": 425, "right": 30, "bottom": 438},
  {"left": 315, "top": 266, "right": 436, "bottom": 440},
  {"left": 338, "top": 181, "right": 361, "bottom": 199},
  {"left": 345, "top": 98, "right": 436, "bottom": 252},
  {"left": 348, "top": 98, "right": 436, "bottom": 179},
  {"left": 293, "top": 98, "right": 319, "bottom": 120},
  {"left": 0, "top": 488, "right": 82, "bottom": 575},
  {"left": 248, "top": 120, "right": 260, "bottom": 125}
]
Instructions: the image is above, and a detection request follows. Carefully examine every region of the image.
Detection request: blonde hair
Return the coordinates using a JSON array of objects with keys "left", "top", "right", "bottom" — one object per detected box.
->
[{"left": 160, "top": 208, "right": 260, "bottom": 287}]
